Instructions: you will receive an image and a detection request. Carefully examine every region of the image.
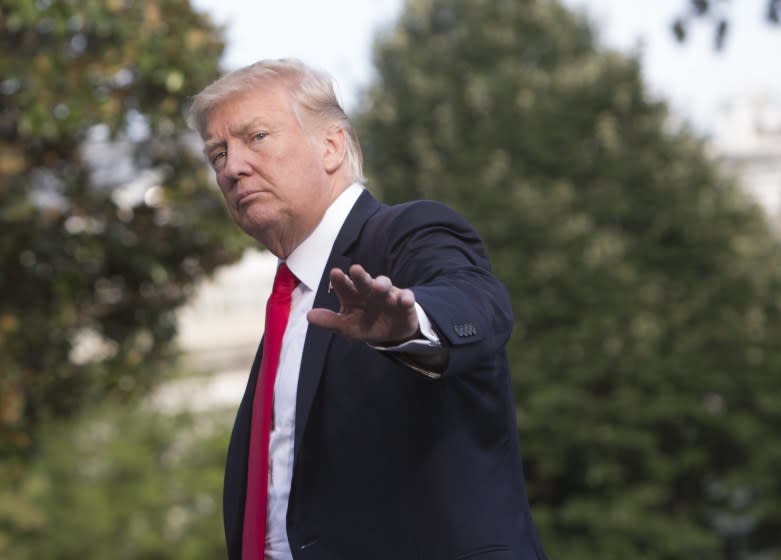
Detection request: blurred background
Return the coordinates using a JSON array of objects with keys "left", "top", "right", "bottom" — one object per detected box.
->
[{"left": 2, "top": 0, "right": 780, "bottom": 558}]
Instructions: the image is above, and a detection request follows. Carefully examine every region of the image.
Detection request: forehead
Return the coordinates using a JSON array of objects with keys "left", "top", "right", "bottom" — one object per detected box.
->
[{"left": 204, "top": 84, "right": 298, "bottom": 138}]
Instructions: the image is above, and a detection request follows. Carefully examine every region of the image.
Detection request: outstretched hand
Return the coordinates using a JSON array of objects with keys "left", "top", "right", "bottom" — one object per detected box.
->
[{"left": 306, "top": 264, "right": 420, "bottom": 345}]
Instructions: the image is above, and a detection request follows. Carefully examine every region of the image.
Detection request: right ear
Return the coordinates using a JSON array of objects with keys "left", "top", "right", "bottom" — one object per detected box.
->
[{"left": 321, "top": 124, "right": 348, "bottom": 174}]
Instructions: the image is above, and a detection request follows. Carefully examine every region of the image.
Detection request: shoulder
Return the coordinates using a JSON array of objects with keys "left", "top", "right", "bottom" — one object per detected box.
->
[
  {"left": 366, "top": 198, "right": 476, "bottom": 238},
  {"left": 351, "top": 196, "right": 489, "bottom": 275}
]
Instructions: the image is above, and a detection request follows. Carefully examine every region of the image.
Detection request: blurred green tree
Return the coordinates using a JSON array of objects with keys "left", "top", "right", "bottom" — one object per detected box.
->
[
  {"left": 0, "top": 0, "right": 243, "bottom": 511},
  {"left": 7, "top": 401, "right": 230, "bottom": 560},
  {"left": 357, "top": 0, "right": 781, "bottom": 558}
]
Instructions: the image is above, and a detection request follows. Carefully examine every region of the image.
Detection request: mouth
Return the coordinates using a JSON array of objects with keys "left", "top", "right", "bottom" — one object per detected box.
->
[{"left": 235, "top": 190, "right": 265, "bottom": 209}]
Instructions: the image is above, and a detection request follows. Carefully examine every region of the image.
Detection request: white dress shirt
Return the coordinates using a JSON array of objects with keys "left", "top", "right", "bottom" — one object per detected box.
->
[{"left": 263, "top": 182, "right": 440, "bottom": 559}]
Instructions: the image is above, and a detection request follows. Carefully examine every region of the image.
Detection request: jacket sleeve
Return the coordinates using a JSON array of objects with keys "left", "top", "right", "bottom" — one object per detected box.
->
[{"left": 368, "top": 200, "right": 514, "bottom": 379}]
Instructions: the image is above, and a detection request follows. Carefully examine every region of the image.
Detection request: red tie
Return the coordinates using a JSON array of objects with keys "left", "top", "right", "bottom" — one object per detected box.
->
[{"left": 243, "top": 262, "right": 299, "bottom": 560}]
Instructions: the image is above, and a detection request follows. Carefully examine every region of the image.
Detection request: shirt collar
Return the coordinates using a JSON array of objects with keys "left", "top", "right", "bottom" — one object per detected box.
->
[{"left": 284, "top": 182, "right": 364, "bottom": 292}]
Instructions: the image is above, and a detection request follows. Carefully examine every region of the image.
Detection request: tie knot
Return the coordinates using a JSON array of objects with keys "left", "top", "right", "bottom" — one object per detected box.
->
[{"left": 272, "top": 262, "right": 299, "bottom": 296}]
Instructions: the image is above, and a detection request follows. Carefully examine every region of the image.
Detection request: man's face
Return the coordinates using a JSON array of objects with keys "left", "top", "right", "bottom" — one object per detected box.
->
[{"left": 203, "top": 85, "right": 334, "bottom": 257}]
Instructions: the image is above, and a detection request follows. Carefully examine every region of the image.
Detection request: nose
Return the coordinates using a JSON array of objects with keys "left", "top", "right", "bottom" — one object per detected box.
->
[{"left": 222, "top": 143, "right": 253, "bottom": 181}]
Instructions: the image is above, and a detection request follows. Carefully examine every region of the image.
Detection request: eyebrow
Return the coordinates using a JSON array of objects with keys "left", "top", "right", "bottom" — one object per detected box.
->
[
  {"left": 203, "top": 117, "right": 269, "bottom": 155},
  {"left": 203, "top": 138, "right": 225, "bottom": 155}
]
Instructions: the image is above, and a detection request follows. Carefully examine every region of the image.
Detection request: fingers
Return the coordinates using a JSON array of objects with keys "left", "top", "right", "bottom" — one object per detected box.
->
[
  {"left": 329, "top": 265, "right": 384, "bottom": 305},
  {"left": 348, "top": 264, "right": 385, "bottom": 296},
  {"left": 348, "top": 265, "right": 415, "bottom": 311},
  {"left": 328, "top": 267, "right": 359, "bottom": 301},
  {"left": 396, "top": 288, "right": 416, "bottom": 309},
  {"left": 327, "top": 264, "right": 418, "bottom": 315}
]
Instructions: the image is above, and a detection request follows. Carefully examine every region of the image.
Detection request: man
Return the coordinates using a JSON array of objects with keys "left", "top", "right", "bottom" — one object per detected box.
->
[{"left": 190, "top": 59, "right": 547, "bottom": 560}]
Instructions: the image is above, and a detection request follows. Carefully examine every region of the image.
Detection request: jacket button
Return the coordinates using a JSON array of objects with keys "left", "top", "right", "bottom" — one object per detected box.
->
[{"left": 454, "top": 322, "right": 477, "bottom": 337}]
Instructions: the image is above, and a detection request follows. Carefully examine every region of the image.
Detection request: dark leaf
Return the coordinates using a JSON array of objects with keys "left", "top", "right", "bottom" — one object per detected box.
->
[
  {"left": 691, "top": 0, "right": 710, "bottom": 16},
  {"left": 715, "top": 19, "right": 729, "bottom": 49},
  {"left": 769, "top": 0, "right": 781, "bottom": 24},
  {"left": 672, "top": 18, "right": 688, "bottom": 42}
]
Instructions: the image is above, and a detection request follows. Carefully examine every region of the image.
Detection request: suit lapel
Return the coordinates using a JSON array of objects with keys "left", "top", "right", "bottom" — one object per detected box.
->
[{"left": 293, "top": 189, "right": 381, "bottom": 456}]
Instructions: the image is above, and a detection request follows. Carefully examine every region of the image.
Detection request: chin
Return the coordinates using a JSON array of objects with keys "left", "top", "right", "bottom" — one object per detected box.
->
[
  {"left": 237, "top": 204, "right": 273, "bottom": 228},
  {"left": 238, "top": 216, "right": 274, "bottom": 245}
]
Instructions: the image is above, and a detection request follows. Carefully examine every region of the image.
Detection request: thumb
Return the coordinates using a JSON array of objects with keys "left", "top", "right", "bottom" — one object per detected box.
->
[{"left": 306, "top": 308, "right": 344, "bottom": 332}]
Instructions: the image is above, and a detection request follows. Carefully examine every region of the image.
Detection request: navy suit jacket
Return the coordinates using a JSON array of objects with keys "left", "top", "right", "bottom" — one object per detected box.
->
[{"left": 223, "top": 190, "right": 547, "bottom": 560}]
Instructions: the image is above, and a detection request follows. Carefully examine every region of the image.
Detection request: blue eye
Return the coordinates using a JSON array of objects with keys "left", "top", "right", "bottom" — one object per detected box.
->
[
  {"left": 252, "top": 132, "right": 267, "bottom": 142},
  {"left": 211, "top": 151, "right": 226, "bottom": 165}
]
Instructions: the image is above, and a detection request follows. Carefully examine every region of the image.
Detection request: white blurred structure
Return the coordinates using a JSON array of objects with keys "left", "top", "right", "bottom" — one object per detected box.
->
[
  {"left": 177, "top": 248, "right": 277, "bottom": 371},
  {"left": 711, "top": 91, "right": 781, "bottom": 221}
]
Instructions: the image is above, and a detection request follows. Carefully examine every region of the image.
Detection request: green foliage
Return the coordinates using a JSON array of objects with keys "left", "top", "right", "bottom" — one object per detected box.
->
[
  {"left": 357, "top": 0, "right": 781, "bottom": 558},
  {"left": 0, "top": 0, "right": 243, "bottom": 468},
  {"left": 4, "top": 400, "right": 231, "bottom": 560},
  {"left": 0, "top": 0, "right": 246, "bottom": 551}
]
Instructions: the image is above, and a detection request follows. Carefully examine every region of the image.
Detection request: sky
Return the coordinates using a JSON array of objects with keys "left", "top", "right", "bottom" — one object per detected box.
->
[{"left": 190, "top": 0, "right": 781, "bottom": 135}]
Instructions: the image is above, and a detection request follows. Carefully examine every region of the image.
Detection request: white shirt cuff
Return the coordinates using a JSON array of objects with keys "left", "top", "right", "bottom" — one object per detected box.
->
[{"left": 369, "top": 302, "right": 441, "bottom": 355}]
